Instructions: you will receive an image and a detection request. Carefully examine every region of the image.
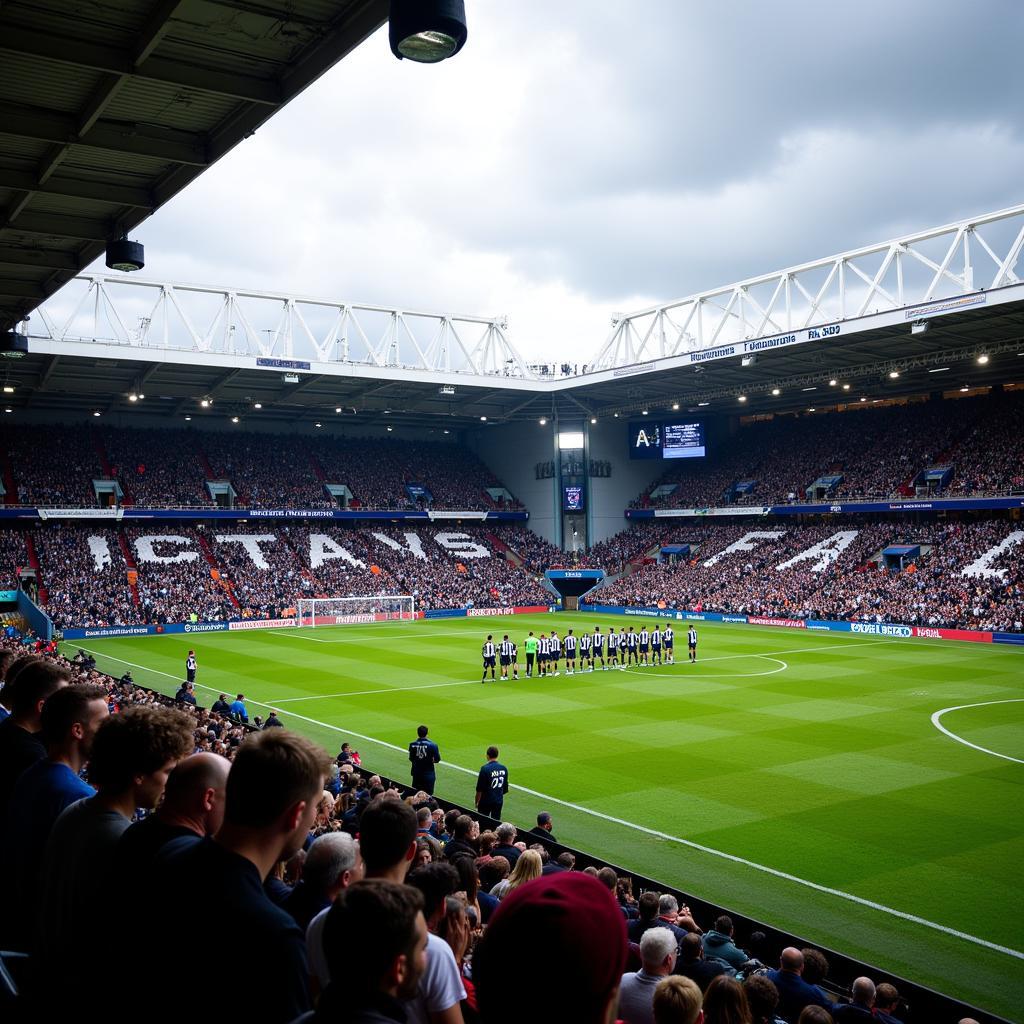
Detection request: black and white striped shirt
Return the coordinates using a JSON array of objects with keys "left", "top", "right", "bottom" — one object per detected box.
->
[
  {"left": 549, "top": 634, "right": 561, "bottom": 653},
  {"left": 687, "top": 627, "right": 698, "bottom": 645},
  {"left": 593, "top": 631, "right": 604, "bottom": 650},
  {"left": 639, "top": 629, "right": 649, "bottom": 645},
  {"left": 539, "top": 636, "right": 551, "bottom": 655},
  {"left": 663, "top": 627, "right": 674, "bottom": 643},
  {"left": 608, "top": 632, "right": 619, "bottom": 650},
  {"left": 580, "top": 633, "right": 592, "bottom": 651},
  {"left": 500, "top": 640, "right": 514, "bottom": 657},
  {"left": 651, "top": 629, "right": 662, "bottom": 646},
  {"left": 482, "top": 641, "right": 496, "bottom": 658},
  {"left": 564, "top": 635, "right": 577, "bottom": 653}
]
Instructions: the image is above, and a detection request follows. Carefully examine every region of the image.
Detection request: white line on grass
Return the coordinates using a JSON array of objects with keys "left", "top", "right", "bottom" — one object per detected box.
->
[
  {"left": 931, "top": 698, "right": 1024, "bottom": 765},
  {"left": 70, "top": 642, "right": 1024, "bottom": 963}
]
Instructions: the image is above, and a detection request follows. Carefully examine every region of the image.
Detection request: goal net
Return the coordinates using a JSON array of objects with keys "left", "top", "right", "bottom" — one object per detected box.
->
[{"left": 296, "top": 595, "right": 416, "bottom": 628}]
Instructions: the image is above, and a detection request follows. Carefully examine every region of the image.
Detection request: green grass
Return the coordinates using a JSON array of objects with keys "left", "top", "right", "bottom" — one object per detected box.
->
[{"left": 65, "top": 615, "right": 1024, "bottom": 1021}]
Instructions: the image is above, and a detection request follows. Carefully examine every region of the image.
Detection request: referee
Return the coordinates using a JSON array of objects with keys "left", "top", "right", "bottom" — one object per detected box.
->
[{"left": 524, "top": 632, "right": 538, "bottom": 677}]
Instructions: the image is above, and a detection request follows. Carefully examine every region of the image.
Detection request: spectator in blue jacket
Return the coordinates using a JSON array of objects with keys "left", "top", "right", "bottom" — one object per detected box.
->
[
  {"left": 701, "top": 914, "right": 749, "bottom": 969},
  {"left": 766, "top": 947, "right": 834, "bottom": 1022}
]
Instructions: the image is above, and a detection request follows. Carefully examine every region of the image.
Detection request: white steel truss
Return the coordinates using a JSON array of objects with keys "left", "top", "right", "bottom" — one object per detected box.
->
[
  {"left": 29, "top": 276, "right": 535, "bottom": 380},
  {"left": 590, "top": 203, "right": 1024, "bottom": 371}
]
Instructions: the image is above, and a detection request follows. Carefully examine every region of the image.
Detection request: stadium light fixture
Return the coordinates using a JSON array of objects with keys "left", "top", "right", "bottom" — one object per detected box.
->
[
  {"left": 959, "top": 385, "right": 970, "bottom": 392},
  {"left": 480, "top": 415, "right": 487, "bottom": 421},
  {"left": 184, "top": 415, "right": 192, "bottom": 421},
  {"left": 443, "top": 429, "right": 449, "bottom": 434},
  {"left": 808, "top": 407, "right": 816, "bottom": 412},
  {"left": 613, "top": 412, "right": 619, "bottom": 418},
  {"left": 387, "top": 425, "right": 394, "bottom": 432},
  {"left": 128, "top": 393, "right": 138, "bottom": 402},
  {"left": 335, "top": 407, "right": 342, "bottom": 413},
  {"left": 698, "top": 401, "right": 709, "bottom": 407},
  {"left": 105, "top": 237, "right": 144, "bottom": 273},
  {"left": 390, "top": 0, "right": 467, "bottom": 62},
  {"left": 539, "top": 417, "right": 547, "bottom": 425},
  {"left": 231, "top": 416, "right": 239, "bottom": 424},
  {"left": 2, "top": 385, "right": 14, "bottom": 394},
  {"left": 860, "top": 397, "right": 867, "bottom": 403},
  {"left": 253, "top": 402, "right": 262, "bottom": 410},
  {"left": 590, "top": 417, "right": 597, "bottom": 424},
  {"left": 771, "top": 388, "right": 780, "bottom": 396},
  {"left": 92, "top": 410, "right": 101, "bottom": 417},
  {"left": 0, "top": 331, "right": 28, "bottom": 359},
  {"left": 802, "top": 387, "right": 816, "bottom": 392},
  {"left": 889, "top": 370, "right": 900, "bottom": 379},
  {"left": 200, "top": 397, "right": 211, "bottom": 407},
  {"left": 315, "top": 422, "right": 322, "bottom": 428},
  {"left": 842, "top": 383, "right": 850, "bottom": 391},
  {"left": 828, "top": 379, "right": 837, "bottom": 386},
  {"left": 641, "top": 409, "right": 648, "bottom": 416},
  {"left": 671, "top": 402, "right": 680, "bottom": 410},
  {"left": 910, "top": 320, "right": 929, "bottom": 335},
  {"left": 977, "top": 353, "right": 990, "bottom": 364},
  {"left": 738, "top": 395, "right": 747, "bottom": 403},
  {"left": 928, "top": 367, "right": 950, "bottom": 373},
  {"left": 3, "top": 408, "right": 10, "bottom": 414}
]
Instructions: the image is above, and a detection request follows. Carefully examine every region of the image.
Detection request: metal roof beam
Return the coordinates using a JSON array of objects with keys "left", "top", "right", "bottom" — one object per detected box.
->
[
  {"left": 0, "top": 27, "right": 282, "bottom": 106},
  {"left": 0, "top": 211, "right": 111, "bottom": 241},
  {"left": 0, "top": 245, "right": 79, "bottom": 271},
  {"left": 0, "top": 168, "right": 153, "bottom": 209},
  {"left": 0, "top": 103, "right": 207, "bottom": 166}
]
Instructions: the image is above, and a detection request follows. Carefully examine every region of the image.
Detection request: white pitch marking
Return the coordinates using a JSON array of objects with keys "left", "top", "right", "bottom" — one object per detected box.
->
[
  {"left": 66, "top": 641, "right": 1024, "bottom": 961},
  {"left": 931, "top": 698, "right": 1024, "bottom": 765}
]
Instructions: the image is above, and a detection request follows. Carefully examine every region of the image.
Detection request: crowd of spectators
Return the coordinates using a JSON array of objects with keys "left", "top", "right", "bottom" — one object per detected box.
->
[
  {"left": 3, "top": 426, "right": 526, "bottom": 512},
  {"left": 595, "top": 518, "right": 1024, "bottom": 632},
  {"left": 0, "top": 635, "right": 932, "bottom": 1023},
  {"left": 634, "top": 391, "right": 1024, "bottom": 509},
  {"left": 102, "top": 427, "right": 212, "bottom": 507},
  {"left": 20, "top": 522, "right": 551, "bottom": 627}
]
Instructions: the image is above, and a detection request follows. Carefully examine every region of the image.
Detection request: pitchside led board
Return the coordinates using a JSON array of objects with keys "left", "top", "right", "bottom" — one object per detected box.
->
[{"left": 628, "top": 420, "right": 707, "bottom": 459}]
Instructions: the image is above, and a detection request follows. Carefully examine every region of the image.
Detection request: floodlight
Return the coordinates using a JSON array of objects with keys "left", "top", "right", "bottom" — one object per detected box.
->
[
  {"left": 105, "top": 238, "right": 144, "bottom": 272},
  {"left": 390, "top": 0, "right": 467, "bottom": 62}
]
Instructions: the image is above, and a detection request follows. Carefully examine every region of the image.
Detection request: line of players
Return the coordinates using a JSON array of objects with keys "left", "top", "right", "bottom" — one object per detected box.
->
[{"left": 481, "top": 624, "right": 698, "bottom": 682}]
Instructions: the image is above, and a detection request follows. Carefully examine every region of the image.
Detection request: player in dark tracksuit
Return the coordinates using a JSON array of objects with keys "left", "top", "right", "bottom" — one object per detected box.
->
[
  {"left": 476, "top": 746, "right": 509, "bottom": 819},
  {"left": 409, "top": 725, "right": 441, "bottom": 794}
]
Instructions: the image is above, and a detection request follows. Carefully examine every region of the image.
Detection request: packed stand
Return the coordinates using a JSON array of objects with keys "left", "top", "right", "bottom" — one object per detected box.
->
[
  {"left": 3, "top": 424, "right": 100, "bottom": 506},
  {"left": 595, "top": 518, "right": 1024, "bottom": 632},
  {"left": 313, "top": 436, "right": 524, "bottom": 511},
  {"left": 30, "top": 522, "right": 550, "bottom": 627},
  {"left": 0, "top": 528, "right": 27, "bottom": 589},
  {"left": 201, "top": 432, "right": 330, "bottom": 508},
  {"left": 102, "top": 427, "right": 212, "bottom": 507},
  {"left": 635, "top": 392, "right": 1024, "bottom": 509}
]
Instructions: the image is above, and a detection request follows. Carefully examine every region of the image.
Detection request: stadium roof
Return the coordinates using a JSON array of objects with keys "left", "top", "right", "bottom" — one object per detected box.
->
[
  {"left": 0, "top": 0, "right": 389, "bottom": 334},
  {"left": 12, "top": 204, "right": 1024, "bottom": 429}
]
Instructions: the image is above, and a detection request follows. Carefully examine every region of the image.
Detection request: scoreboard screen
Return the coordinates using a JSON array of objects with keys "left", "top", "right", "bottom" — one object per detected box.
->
[
  {"left": 662, "top": 421, "right": 706, "bottom": 459},
  {"left": 563, "top": 485, "right": 585, "bottom": 511},
  {"left": 629, "top": 420, "right": 706, "bottom": 459}
]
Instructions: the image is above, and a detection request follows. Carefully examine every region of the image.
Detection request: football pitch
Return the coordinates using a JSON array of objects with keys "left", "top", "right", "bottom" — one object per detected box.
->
[{"left": 64, "top": 614, "right": 1024, "bottom": 1021}]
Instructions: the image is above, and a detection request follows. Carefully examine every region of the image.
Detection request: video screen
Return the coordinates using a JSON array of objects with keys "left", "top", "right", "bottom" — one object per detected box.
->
[
  {"left": 563, "top": 485, "right": 585, "bottom": 511},
  {"left": 628, "top": 420, "right": 706, "bottom": 459}
]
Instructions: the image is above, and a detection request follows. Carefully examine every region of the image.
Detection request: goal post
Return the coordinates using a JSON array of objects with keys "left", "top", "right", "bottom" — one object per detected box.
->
[{"left": 296, "top": 595, "right": 416, "bottom": 628}]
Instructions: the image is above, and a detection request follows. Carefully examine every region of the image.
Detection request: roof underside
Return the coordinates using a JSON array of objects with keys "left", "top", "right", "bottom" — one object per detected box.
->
[
  {"left": 0, "top": 0, "right": 389, "bottom": 333},
  {"left": 7, "top": 295, "right": 1024, "bottom": 428}
]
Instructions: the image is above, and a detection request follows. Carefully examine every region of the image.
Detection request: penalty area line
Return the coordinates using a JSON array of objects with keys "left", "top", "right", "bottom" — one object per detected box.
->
[{"left": 70, "top": 642, "right": 1024, "bottom": 964}]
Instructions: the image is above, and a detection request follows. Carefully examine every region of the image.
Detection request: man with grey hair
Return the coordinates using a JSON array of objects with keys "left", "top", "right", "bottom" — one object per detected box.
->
[
  {"left": 492, "top": 821, "right": 520, "bottom": 866},
  {"left": 286, "top": 831, "right": 364, "bottom": 931},
  {"left": 656, "top": 894, "right": 698, "bottom": 943},
  {"left": 618, "top": 926, "right": 678, "bottom": 1024},
  {"left": 833, "top": 976, "right": 875, "bottom": 1021}
]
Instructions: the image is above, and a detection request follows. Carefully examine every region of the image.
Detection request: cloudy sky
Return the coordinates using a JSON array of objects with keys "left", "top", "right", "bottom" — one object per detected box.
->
[{"left": 90, "top": 0, "right": 1024, "bottom": 362}]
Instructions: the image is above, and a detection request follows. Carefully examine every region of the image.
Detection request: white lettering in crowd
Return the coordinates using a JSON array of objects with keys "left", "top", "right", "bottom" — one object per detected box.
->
[
  {"left": 371, "top": 531, "right": 428, "bottom": 561},
  {"left": 702, "top": 531, "right": 786, "bottom": 568},
  {"left": 214, "top": 534, "right": 277, "bottom": 570},
  {"left": 134, "top": 535, "right": 199, "bottom": 564},
  {"left": 308, "top": 534, "right": 367, "bottom": 570},
  {"left": 961, "top": 530, "right": 1024, "bottom": 581},
  {"left": 776, "top": 530, "right": 859, "bottom": 573},
  {"left": 88, "top": 535, "right": 112, "bottom": 571},
  {"left": 433, "top": 531, "right": 489, "bottom": 559}
]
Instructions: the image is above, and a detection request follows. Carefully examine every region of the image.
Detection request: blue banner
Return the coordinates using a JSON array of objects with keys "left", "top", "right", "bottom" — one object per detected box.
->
[
  {"left": 993, "top": 632, "right": 1024, "bottom": 645},
  {"left": 0, "top": 507, "right": 530, "bottom": 523},
  {"left": 627, "top": 497, "right": 1024, "bottom": 518},
  {"left": 0, "top": 590, "right": 19, "bottom": 602},
  {"left": 546, "top": 569, "right": 605, "bottom": 581},
  {"left": 424, "top": 608, "right": 468, "bottom": 619}
]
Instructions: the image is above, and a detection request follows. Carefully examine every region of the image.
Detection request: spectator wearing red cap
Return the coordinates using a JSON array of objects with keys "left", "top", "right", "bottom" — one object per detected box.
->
[{"left": 474, "top": 871, "right": 628, "bottom": 1024}]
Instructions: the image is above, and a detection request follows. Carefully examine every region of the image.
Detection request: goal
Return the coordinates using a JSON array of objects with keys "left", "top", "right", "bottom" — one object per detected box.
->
[{"left": 296, "top": 595, "right": 416, "bottom": 628}]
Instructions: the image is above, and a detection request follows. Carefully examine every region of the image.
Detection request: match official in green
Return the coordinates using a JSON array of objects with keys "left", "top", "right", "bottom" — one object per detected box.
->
[{"left": 524, "top": 631, "right": 538, "bottom": 677}]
